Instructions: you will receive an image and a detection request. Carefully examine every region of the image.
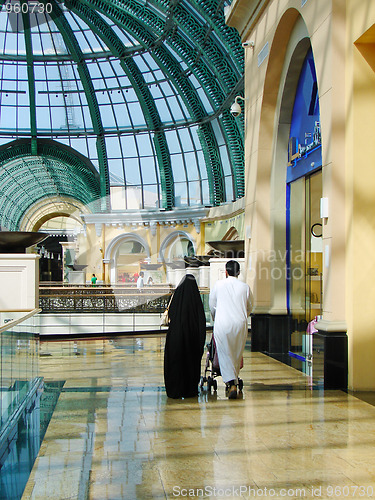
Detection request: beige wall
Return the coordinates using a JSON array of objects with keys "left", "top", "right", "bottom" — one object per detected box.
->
[
  {"left": 346, "top": 1, "right": 375, "bottom": 389},
  {"left": 242, "top": 4, "right": 313, "bottom": 313},
  {"left": 229, "top": 0, "right": 375, "bottom": 389}
]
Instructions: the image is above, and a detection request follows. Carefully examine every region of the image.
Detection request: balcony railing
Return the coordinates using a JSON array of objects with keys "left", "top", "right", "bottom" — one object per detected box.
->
[{"left": 39, "top": 284, "right": 210, "bottom": 314}]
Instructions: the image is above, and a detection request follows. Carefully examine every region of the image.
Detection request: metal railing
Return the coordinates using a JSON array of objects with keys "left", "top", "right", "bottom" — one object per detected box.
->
[{"left": 39, "top": 284, "right": 210, "bottom": 314}]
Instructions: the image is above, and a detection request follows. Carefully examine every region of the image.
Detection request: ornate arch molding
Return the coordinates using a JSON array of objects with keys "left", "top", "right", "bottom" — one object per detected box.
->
[
  {"left": 256, "top": 10, "right": 313, "bottom": 310},
  {"left": 104, "top": 233, "right": 151, "bottom": 263},
  {"left": 261, "top": 8, "right": 301, "bottom": 150},
  {"left": 256, "top": 9, "right": 311, "bottom": 204},
  {"left": 270, "top": 14, "right": 313, "bottom": 185},
  {"left": 159, "top": 230, "right": 196, "bottom": 263},
  {"left": 20, "top": 196, "right": 89, "bottom": 232}
]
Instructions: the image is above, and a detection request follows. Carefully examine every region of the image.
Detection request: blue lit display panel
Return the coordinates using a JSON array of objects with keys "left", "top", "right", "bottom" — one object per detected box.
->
[{"left": 287, "top": 48, "right": 322, "bottom": 183}]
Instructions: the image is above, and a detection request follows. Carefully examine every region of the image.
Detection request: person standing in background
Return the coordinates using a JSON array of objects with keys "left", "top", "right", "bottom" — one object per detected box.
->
[{"left": 137, "top": 271, "right": 144, "bottom": 290}]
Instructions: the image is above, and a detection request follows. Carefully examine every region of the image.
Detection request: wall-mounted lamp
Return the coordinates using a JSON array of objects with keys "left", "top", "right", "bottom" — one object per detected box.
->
[
  {"left": 320, "top": 197, "right": 329, "bottom": 219},
  {"left": 230, "top": 95, "right": 246, "bottom": 117}
]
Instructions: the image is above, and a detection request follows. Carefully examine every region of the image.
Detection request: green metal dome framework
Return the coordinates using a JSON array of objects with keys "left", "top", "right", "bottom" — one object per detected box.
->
[{"left": 0, "top": 0, "right": 244, "bottom": 230}]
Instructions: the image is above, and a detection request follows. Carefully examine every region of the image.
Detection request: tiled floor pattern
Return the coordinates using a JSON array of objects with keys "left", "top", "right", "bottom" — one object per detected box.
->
[{"left": 21, "top": 335, "right": 375, "bottom": 499}]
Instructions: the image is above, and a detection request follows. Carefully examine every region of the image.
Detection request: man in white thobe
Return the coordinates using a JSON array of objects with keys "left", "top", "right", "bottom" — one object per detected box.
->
[{"left": 209, "top": 260, "right": 253, "bottom": 399}]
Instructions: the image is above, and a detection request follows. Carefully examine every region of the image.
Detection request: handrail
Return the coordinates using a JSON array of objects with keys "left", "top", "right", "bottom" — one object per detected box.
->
[
  {"left": 0, "top": 308, "right": 41, "bottom": 333},
  {"left": 0, "top": 307, "right": 41, "bottom": 455},
  {"left": 39, "top": 282, "right": 172, "bottom": 288}
]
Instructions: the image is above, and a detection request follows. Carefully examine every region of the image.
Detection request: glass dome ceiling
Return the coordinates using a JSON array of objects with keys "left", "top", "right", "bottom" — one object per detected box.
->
[{"left": 0, "top": 0, "right": 244, "bottom": 230}]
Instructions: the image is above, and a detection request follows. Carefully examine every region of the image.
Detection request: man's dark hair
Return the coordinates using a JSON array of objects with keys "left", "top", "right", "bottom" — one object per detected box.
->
[{"left": 226, "top": 260, "right": 240, "bottom": 277}]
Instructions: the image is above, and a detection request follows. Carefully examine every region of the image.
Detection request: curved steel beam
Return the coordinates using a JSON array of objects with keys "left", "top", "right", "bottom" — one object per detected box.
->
[
  {"left": 75, "top": 0, "right": 226, "bottom": 204},
  {"left": 190, "top": 0, "right": 244, "bottom": 76},
  {"left": 0, "top": 0, "right": 244, "bottom": 205},
  {"left": 21, "top": 1, "right": 37, "bottom": 154},
  {"left": 42, "top": 0, "right": 110, "bottom": 207},
  {"left": 66, "top": 0, "right": 174, "bottom": 208}
]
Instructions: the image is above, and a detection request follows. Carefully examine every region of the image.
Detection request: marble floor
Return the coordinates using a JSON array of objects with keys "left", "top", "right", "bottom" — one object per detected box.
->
[{"left": 21, "top": 334, "right": 375, "bottom": 500}]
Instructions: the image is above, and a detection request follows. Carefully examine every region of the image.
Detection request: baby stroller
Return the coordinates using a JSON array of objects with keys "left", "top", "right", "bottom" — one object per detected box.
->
[{"left": 200, "top": 335, "right": 243, "bottom": 392}]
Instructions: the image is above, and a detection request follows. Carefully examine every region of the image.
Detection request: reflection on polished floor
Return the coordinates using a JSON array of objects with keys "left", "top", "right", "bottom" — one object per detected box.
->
[{"left": 21, "top": 335, "right": 375, "bottom": 500}]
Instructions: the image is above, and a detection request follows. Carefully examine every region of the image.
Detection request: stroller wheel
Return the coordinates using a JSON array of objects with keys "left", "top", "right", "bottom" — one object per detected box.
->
[
  {"left": 207, "top": 376, "right": 213, "bottom": 390},
  {"left": 238, "top": 378, "right": 243, "bottom": 391},
  {"left": 212, "top": 379, "right": 217, "bottom": 391}
]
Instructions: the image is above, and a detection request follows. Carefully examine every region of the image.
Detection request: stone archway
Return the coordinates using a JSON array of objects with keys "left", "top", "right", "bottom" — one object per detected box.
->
[
  {"left": 159, "top": 231, "right": 196, "bottom": 264},
  {"left": 104, "top": 233, "right": 151, "bottom": 284}
]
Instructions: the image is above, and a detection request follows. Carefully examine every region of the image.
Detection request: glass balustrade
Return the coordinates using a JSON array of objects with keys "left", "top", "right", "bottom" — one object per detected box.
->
[{"left": 0, "top": 311, "right": 41, "bottom": 440}]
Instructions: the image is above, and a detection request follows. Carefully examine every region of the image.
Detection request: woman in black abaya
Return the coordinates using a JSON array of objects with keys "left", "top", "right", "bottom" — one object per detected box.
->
[{"left": 164, "top": 274, "right": 206, "bottom": 398}]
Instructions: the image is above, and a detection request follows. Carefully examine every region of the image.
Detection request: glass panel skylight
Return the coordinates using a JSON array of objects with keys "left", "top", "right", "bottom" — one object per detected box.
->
[{"left": 0, "top": 0, "right": 244, "bottom": 213}]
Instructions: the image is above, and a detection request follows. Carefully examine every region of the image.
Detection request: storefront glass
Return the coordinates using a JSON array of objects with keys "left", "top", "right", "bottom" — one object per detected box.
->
[{"left": 288, "top": 171, "right": 322, "bottom": 372}]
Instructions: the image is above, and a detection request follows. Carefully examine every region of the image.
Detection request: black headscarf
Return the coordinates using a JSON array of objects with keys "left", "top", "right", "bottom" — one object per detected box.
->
[{"left": 164, "top": 274, "right": 206, "bottom": 398}]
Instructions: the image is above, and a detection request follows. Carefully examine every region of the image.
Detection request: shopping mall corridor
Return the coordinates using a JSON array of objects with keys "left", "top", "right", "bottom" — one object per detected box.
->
[{"left": 20, "top": 334, "right": 375, "bottom": 499}]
